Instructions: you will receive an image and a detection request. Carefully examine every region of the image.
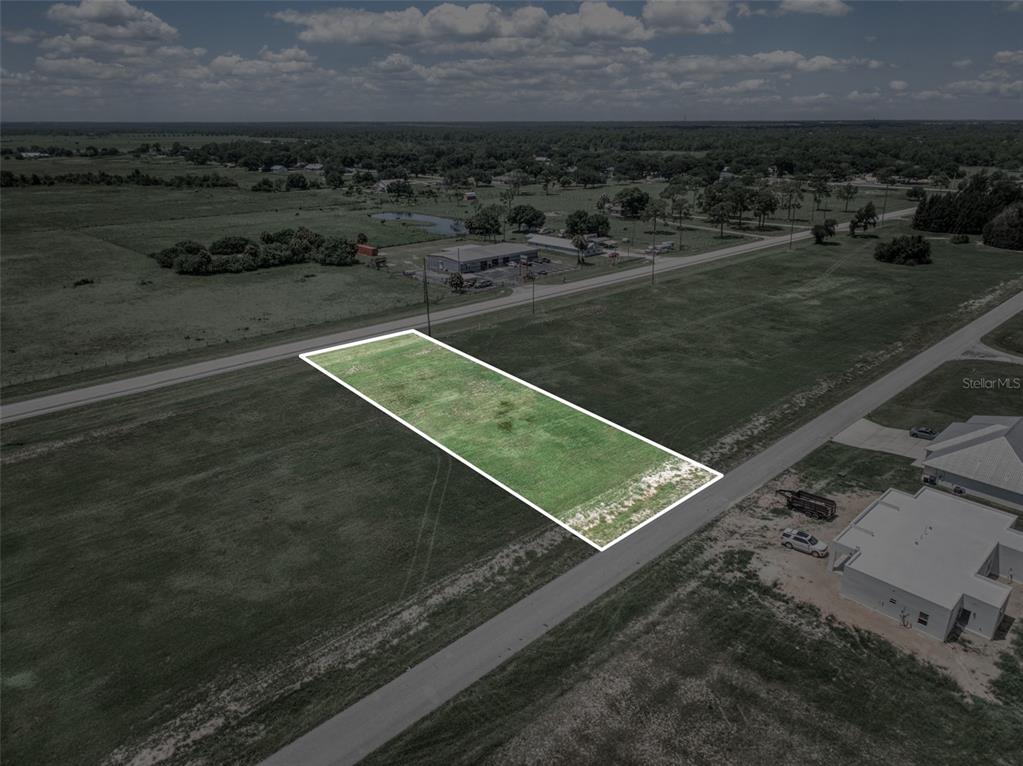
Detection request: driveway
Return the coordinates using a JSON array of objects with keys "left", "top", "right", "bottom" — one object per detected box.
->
[{"left": 832, "top": 418, "right": 928, "bottom": 463}]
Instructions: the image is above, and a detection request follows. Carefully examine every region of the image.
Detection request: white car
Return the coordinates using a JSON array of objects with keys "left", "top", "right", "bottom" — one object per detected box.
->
[{"left": 781, "top": 528, "right": 829, "bottom": 558}]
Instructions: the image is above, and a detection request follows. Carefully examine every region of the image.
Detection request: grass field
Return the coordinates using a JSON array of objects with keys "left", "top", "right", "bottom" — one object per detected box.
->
[
  {"left": 984, "top": 313, "right": 1023, "bottom": 356},
  {"left": 3, "top": 220, "right": 1022, "bottom": 765},
  {"left": 306, "top": 332, "right": 719, "bottom": 548}
]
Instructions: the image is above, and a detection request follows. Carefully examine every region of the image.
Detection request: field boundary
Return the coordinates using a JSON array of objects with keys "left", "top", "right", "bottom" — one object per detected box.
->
[{"left": 300, "top": 329, "right": 723, "bottom": 551}]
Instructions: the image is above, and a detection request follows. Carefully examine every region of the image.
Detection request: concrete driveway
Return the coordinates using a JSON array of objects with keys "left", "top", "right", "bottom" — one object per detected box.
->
[{"left": 832, "top": 418, "right": 928, "bottom": 463}]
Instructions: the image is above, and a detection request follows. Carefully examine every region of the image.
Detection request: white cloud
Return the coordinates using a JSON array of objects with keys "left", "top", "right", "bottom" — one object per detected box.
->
[
  {"left": 789, "top": 92, "right": 832, "bottom": 105},
  {"left": 912, "top": 90, "right": 954, "bottom": 101},
  {"left": 38, "top": 33, "right": 147, "bottom": 57},
  {"left": 653, "top": 50, "right": 879, "bottom": 78},
  {"left": 778, "top": 0, "right": 851, "bottom": 16},
  {"left": 209, "top": 48, "right": 317, "bottom": 77},
  {"left": 640, "top": 1, "right": 733, "bottom": 35},
  {"left": 946, "top": 78, "right": 1023, "bottom": 98},
  {"left": 2, "top": 28, "right": 40, "bottom": 44},
  {"left": 550, "top": 2, "right": 651, "bottom": 42},
  {"left": 889, "top": 80, "right": 908, "bottom": 91},
  {"left": 47, "top": 0, "right": 178, "bottom": 41},
  {"left": 952, "top": 58, "right": 973, "bottom": 69},
  {"left": 994, "top": 50, "right": 1023, "bottom": 66},
  {"left": 847, "top": 89, "right": 881, "bottom": 102},
  {"left": 34, "top": 55, "right": 130, "bottom": 79}
]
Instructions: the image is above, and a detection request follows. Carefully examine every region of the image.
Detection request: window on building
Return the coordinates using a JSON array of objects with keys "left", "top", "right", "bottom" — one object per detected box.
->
[{"left": 918, "top": 612, "right": 929, "bottom": 626}]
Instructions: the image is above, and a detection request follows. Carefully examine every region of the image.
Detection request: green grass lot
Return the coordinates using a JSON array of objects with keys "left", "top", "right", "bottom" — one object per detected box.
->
[
  {"left": 984, "top": 313, "right": 1023, "bottom": 356},
  {"left": 0, "top": 359, "right": 593, "bottom": 766},
  {"left": 367, "top": 497, "right": 1023, "bottom": 766},
  {"left": 3, "top": 220, "right": 1022, "bottom": 765},
  {"left": 308, "top": 333, "right": 716, "bottom": 548},
  {"left": 871, "top": 360, "right": 1023, "bottom": 432}
]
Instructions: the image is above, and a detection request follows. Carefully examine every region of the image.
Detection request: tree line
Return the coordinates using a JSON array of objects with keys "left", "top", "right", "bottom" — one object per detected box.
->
[
  {"left": 0, "top": 169, "right": 237, "bottom": 189},
  {"left": 148, "top": 227, "right": 359, "bottom": 275}
]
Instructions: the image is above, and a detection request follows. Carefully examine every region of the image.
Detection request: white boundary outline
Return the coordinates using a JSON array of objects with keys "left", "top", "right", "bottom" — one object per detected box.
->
[{"left": 300, "top": 329, "right": 723, "bottom": 552}]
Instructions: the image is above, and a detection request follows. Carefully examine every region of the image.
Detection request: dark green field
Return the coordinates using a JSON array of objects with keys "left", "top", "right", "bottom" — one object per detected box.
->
[
  {"left": 984, "top": 313, "right": 1023, "bottom": 356},
  {"left": 2, "top": 220, "right": 1021, "bottom": 765}
]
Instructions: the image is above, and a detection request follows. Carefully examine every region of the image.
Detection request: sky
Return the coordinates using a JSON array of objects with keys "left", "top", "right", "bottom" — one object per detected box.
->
[{"left": 1, "top": 0, "right": 1022, "bottom": 122}]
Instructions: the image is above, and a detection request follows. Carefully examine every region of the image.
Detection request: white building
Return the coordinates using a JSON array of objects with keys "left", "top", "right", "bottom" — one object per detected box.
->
[
  {"left": 527, "top": 234, "right": 598, "bottom": 257},
  {"left": 427, "top": 242, "right": 538, "bottom": 274},
  {"left": 832, "top": 487, "right": 1023, "bottom": 640},
  {"left": 923, "top": 416, "right": 1023, "bottom": 509}
]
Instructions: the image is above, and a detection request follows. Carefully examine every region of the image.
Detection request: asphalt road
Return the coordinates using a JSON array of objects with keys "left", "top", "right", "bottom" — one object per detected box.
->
[
  {"left": 0, "top": 208, "right": 915, "bottom": 424},
  {"left": 261, "top": 288, "right": 1023, "bottom": 766}
]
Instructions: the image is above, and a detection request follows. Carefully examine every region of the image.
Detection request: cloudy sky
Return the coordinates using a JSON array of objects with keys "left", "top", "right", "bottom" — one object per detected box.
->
[{"left": 2, "top": 0, "right": 1022, "bottom": 121}]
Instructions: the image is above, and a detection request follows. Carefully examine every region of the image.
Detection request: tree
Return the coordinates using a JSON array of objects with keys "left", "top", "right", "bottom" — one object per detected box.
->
[
  {"left": 642, "top": 199, "right": 668, "bottom": 236},
  {"left": 315, "top": 237, "right": 359, "bottom": 266},
  {"left": 982, "top": 204, "right": 1023, "bottom": 250},
  {"left": 614, "top": 186, "right": 650, "bottom": 218},
  {"left": 507, "top": 204, "right": 546, "bottom": 232},
  {"left": 809, "top": 171, "right": 831, "bottom": 211},
  {"left": 386, "top": 179, "right": 414, "bottom": 201},
  {"left": 811, "top": 218, "right": 837, "bottom": 244},
  {"left": 848, "top": 202, "right": 878, "bottom": 237},
  {"left": 835, "top": 183, "right": 858, "bottom": 212},
  {"left": 906, "top": 185, "right": 926, "bottom": 201},
  {"left": 356, "top": 232, "right": 369, "bottom": 244},
  {"left": 286, "top": 173, "right": 309, "bottom": 191},
  {"left": 565, "top": 209, "right": 591, "bottom": 236},
  {"left": 448, "top": 272, "right": 465, "bottom": 292},
  {"left": 707, "top": 203, "right": 731, "bottom": 237},
  {"left": 596, "top": 193, "right": 610, "bottom": 211},
  {"left": 752, "top": 189, "right": 778, "bottom": 229},
  {"left": 571, "top": 234, "right": 590, "bottom": 264},
  {"left": 464, "top": 205, "right": 503, "bottom": 241},
  {"left": 874, "top": 235, "right": 932, "bottom": 265},
  {"left": 587, "top": 212, "right": 611, "bottom": 237},
  {"left": 324, "top": 166, "right": 345, "bottom": 189}
]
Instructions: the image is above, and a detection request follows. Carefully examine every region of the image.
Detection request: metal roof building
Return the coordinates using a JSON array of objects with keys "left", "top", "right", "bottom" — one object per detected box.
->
[
  {"left": 832, "top": 487, "right": 1023, "bottom": 640},
  {"left": 426, "top": 242, "right": 538, "bottom": 274},
  {"left": 923, "top": 416, "right": 1023, "bottom": 510}
]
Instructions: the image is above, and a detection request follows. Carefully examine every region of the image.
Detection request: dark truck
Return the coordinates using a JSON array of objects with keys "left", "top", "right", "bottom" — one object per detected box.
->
[{"left": 776, "top": 489, "right": 837, "bottom": 521}]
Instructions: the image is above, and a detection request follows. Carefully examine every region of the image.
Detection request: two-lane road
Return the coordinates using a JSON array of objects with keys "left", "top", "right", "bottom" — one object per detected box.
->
[{"left": 0, "top": 209, "right": 915, "bottom": 424}]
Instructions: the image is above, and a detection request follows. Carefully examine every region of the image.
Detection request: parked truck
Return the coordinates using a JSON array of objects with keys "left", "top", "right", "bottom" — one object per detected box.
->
[{"left": 775, "top": 489, "right": 837, "bottom": 521}]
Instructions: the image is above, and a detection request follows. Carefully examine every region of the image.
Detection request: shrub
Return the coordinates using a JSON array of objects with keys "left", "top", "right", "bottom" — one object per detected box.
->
[
  {"left": 982, "top": 204, "right": 1023, "bottom": 251},
  {"left": 209, "top": 236, "right": 255, "bottom": 255},
  {"left": 874, "top": 235, "right": 932, "bottom": 265},
  {"left": 314, "top": 236, "right": 358, "bottom": 266},
  {"left": 173, "top": 249, "right": 213, "bottom": 275}
]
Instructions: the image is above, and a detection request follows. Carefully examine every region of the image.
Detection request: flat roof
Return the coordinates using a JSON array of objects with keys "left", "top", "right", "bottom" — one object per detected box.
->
[
  {"left": 431, "top": 242, "right": 537, "bottom": 263},
  {"left": 835, "top": 487, "right": 1020, "bottom": 609}
]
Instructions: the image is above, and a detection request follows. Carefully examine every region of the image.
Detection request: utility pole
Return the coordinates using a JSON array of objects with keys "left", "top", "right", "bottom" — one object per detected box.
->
[
  {"left": 651, "top": 249, "right": 656, "bottom": 285},
  {"left": 880, "top": 182, "right": 890, "bottom": 227},
  {"left": 531, "top": 273, "right": 536, "bottom": 315},
  {"left": 789, "top": 206, "right": 795, "bottom": 250},
  {"left": 422, "top": 257, "right": 432, "bottom": 336}
]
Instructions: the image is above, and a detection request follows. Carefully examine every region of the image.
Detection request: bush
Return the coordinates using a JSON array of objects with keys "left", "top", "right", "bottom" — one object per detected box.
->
[
  {"left": 314, "top": 237, "right": 358, "bottom": 266},
  {"left": 982, "top": 204, "right": 1023, "bottom": 251},
  {"left": 149, "top": 239, "right": 205, "bottom": 268},
  {"left": 950, "top": 233, "right": 970, "bottom": 244},
  {"left": 172, "top": 249, "right": 212, "bottom": 275},
  {"left": 209, "top": 236, "right": 255, "bottom": 255},
  {"left": 874, "top": 235, "right": 932, "bottom": 265}
]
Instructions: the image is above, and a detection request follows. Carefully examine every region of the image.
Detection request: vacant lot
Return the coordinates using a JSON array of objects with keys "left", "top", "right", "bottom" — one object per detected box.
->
[
  {"left": 307, "top": 332, "right": 717, "bottom": 548},
  {"left": 871, "top": 359, "right": 1023, "bottom": 432},
  {"left": 984, "top": 313, "right": 1023, "bottom": 356},
  {"left": 0, "top": 359, "right": 591, "bottom": 766},
  {"left": 2, "top": 222, "right": 1021, "bottom": 765}
]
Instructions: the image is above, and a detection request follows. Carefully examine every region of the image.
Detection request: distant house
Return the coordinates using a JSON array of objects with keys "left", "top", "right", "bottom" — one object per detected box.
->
[
  {"left": 304, "top": 163, "right": 324, "bottom": 171},
  {"left": 923, "top": 416, "right": 1023, "bottom": 510},
  {"left": 463, "top": 191, "right": 478, "bottom": 202},
  {"left": 718, "top": 166, "right": 735, "bottom": 182},
  {"left": 269, "top": 164, "right": 288, "bottom": 173},
  {"left": 427, "top": 242, "right": 538, "bottom": 273},
  {"left": 20, "top": 151, "right": 48, "bottom": 159},
  {"left": 832, "top": 487, "right": 1023, "bottom": 640},
  {"left": 374, "top": 179, "right": 400, "bottom": 192},
  {"left": 527, "top": 234, "right": 599, "bottom": 257}
]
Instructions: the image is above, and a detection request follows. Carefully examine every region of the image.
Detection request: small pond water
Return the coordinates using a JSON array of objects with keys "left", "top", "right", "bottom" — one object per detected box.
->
[{"left": 371, "top": 211, "right": 465, "bottom": 235}]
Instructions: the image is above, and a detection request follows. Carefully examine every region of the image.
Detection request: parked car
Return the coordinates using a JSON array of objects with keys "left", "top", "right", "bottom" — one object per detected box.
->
[
  {"left": 781, "top": 528, "right": 829, "bottom": 558},
  {"left": 909, "top": 426, "right": 938, "bottom": 440}
]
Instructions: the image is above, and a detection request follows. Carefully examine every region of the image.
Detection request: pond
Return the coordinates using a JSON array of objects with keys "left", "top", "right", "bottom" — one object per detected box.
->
[{"left": 371, "top": 211, "right": 465, "bottom": 236}]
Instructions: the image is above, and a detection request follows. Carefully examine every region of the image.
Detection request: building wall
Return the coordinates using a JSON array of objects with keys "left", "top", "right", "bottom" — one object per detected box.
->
[
  {"left": 996, "top": 535, "right": 1023, "bottom": 583},
  {"left": 839, "top": 566, "right": 953, "bottom": 640},
  {"left": 958, "top": 593, "right": 1005, "bottom": 639},
  {"left": 922, "top": 468, "right": 1023, "bottom": 510}
]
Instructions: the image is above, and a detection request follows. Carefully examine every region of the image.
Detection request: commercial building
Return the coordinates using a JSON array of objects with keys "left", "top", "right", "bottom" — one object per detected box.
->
[
  {"left": 923, "top": 416, "right": 1023, "bottom": 510},
  {"left": 526, "top": 234, "right": 599, "bottom": 257},
  {"left": 832, "top": 487, "right": 1023, "bottom": 640},
  {"left": 426, "top": 242, "right": 538, "bottom": 273}
]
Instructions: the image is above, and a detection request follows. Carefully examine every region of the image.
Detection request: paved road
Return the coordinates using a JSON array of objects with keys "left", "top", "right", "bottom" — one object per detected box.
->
[
  {"left": 261, "top": 289, "right": 1023, "bottom": 766},
  {"left": 959, "top": 341, "right": 1023, "bottom": 366},
  {"left": 0, "top": 208, "right": 914, "bottom": 424}
]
